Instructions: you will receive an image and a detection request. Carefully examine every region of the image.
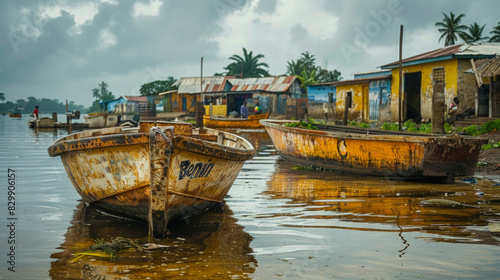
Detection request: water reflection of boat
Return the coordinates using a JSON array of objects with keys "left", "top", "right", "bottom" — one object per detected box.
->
[
  {"left": 48, "top": 121, "right": 255, "bottom": 237},
  {"left": 203, "top": 113, "right": 269, "bottom": 129},
  {"left": 50, "top": 201, "right": 256, "bottom": 279},
  {"left": 261, "top": 119, "right": 488, "bottom": 183},
  {"left": 266, "top": 160, "right": 500, "bottom": 244}
]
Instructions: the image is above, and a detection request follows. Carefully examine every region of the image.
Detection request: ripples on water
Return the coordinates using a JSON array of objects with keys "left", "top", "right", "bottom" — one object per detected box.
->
[{"left": 1, "top": 116, "right": 500, "bottom": 279}]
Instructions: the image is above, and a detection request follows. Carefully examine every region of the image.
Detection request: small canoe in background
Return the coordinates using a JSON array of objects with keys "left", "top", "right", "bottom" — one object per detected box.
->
[
  {"left": 261, "top": 119, "right": 488, "bottom": 183},
  {"left": 48, "top": 121, "right": 255, "bottom": 237},
  {"left": 203, "top": 113, "right": 269, "bottom": 129}
]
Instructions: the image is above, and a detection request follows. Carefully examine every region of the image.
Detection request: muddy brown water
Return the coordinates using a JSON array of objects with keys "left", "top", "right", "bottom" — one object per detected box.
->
[{"left": 1, "top": 115, "right": 500, "bottom": 279}]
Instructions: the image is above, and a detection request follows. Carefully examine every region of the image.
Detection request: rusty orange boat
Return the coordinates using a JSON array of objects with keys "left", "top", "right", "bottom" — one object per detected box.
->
[
  {"left": 203, "top": 113, "right": 269, "bottom": 129},
  {"left": 48, "top": 121, "right": 255, "bottom": 237},
  {"left": 261, "top": 120, "right": 487, "bottom": 183}
]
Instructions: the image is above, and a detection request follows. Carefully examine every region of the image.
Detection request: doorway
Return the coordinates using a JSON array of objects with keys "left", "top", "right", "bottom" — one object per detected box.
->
[{"left": 404, "top": 72, "right": 422, "bottom": 122}]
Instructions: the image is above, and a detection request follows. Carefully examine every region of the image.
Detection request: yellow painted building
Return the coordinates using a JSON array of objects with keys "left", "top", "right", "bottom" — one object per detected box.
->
[
  {"left": 333, "top": 79, "right": 370, "bottom": 121},
  {"left": 381, "top": 43, "right": 500, "bottom": 122}
]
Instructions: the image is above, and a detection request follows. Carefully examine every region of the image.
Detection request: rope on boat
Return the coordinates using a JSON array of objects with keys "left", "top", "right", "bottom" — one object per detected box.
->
[{"left": 150, "top": 126, "right": 174, "bottom": 148}]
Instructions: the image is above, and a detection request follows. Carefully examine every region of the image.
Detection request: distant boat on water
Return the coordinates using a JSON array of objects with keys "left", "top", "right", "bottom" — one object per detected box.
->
[{"left": 203, "top": 113, "right": 270, "bottom": 129}]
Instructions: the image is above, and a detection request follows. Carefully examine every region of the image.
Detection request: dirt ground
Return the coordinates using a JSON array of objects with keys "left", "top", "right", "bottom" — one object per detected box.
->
[{"left": 475, "top": 130, "right": 500, "bottom": 180}]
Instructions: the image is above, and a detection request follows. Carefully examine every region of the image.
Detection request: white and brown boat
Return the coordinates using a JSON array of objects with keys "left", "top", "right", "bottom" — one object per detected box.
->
[{"left": 48, "top": 121, "right": 255, "bottom": 237}]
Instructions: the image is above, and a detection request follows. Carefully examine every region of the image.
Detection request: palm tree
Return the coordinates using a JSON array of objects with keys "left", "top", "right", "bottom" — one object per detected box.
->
[
  {"left": 435, "top": 12, "right": 467, "bottom": 46},
  {"left": 224, "top": 48, "right": 270, "bottom": 78},
  {"left": 490, "top": 21, "right": 500, "bottom": 42},
  {"left": 461, "top": 22, "right": 489, "bottom": 43},
  {"left": 286, "top": 51, "right": 316, "bottom": 76}
]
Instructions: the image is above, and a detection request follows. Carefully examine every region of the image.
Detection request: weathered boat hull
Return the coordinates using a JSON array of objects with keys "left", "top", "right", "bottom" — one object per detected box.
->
[
  {"left": 48, "top": 122, "right": 255, "bottom": 237},
  {"left": 261, "top": 120, "right": 487, "bottom": 182},
  {"left": 84, "top": 113, "right": 119, "bottom": 128},
  {"left": 203, "top": 113, "right": 269, "bottom": 129}
]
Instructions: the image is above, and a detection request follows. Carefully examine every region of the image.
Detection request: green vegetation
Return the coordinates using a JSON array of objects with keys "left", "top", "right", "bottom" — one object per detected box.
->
[
  {"left": 435, "top": 12, "right": 467, "bottom": 46},
  {"left": 140, "top": 77, "right": 177, "bottom": 96},
  {"left": 88, "top": 81, "right": 116, "bottom": 113},
  {"left": 285, "top": 121, "right": 318, "bottom": 130},
  {"left": 456, "top": 119, "right": 500, "bottom": 136},
  {"left": 482, "top": 142, "right": 500, "bottom": 150},
  {"left": 223, "top": 48, "right": 270, "bottom": 78},
  {"left": 435, "top": 12, "right": 499, "bottom": 45},
  {"left": 286, "top": 51, "right": 342, "bottom": 90},
  {"left": 491, "top": 21, "right": 500, "bottom": 42}
]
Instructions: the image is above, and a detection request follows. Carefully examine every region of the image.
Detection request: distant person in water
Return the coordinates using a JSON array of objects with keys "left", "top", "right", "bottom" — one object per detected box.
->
[
  {"left": 240, "top": 101, "right": 248, "bottom": 118},
  {"left": 33, "top": 105, "right": 39, "bottom": 119}
]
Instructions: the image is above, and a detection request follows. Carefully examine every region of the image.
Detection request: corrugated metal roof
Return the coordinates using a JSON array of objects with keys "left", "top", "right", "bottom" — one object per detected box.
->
[
  {"left": 228, "top": 76, "right": 297, "bottom": 93},
  {"left": 174, "top": 76, "right": 234, "bottom": 94},
  {"left": 331, "top": 75, "right": 391, "bottom": 86},
  {"left": 124, "top": 96, "right": 147, "bottom": 103},
  {"left": 471, "top": 57, "right": 500, "bottom": 77},
  {"left": 381, "top": 43, "right": 500, "bottom": 69}
]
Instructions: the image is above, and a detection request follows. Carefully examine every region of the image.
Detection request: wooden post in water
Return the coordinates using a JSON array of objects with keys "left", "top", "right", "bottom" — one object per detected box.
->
[
  {"left": 398, "top": 25, "right": 403, "bottom": 131},
  {"left": 196, "top": 57, "right": 205, "bottom": 128},
  {"left": 343, "top": 94, "right": 350, "bottom": 125}
]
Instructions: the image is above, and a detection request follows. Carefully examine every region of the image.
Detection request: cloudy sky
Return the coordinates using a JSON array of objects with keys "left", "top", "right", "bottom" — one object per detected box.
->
[{"left": 1, "top": 0, "right": 499, "bottom": 107}]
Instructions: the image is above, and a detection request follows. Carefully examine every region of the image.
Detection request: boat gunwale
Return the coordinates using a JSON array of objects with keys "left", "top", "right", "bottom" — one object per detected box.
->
[
  {"left": 260, "top": 119, "right": 489, "bottom": 144},
  {"left": 48, "top": 127, "right": 256, "bottom": 160},
  {"left": 205, "top": 112, "right": 270, "bottom": 122}
]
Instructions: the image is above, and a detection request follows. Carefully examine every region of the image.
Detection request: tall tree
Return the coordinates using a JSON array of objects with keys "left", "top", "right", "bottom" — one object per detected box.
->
[
  {"left": 140, "top": 77, "right": 177, "bottom": 96},
  {"left": 0, "top": 92, "right": 5, "bottom": 102},
  {"left": 89, "top": 81, "right": 115, "bottom": 112},
  {"left": 286, "top": 51, "right": 342, "bottom": 86},
  {"left": 490, "top": 21, "right": 500, "bottom": 42},
  {"left": 317, "top": 68, "right": 342, "bottom": 83},
  {"left": 461, "top": 22, "right": 489, "bottom": 43},
  {"left": 435, "top": 12, "right": 467, "bottom": 46},
  {"left": 224, "top": 48, "right": 270, "bottom": 78}
]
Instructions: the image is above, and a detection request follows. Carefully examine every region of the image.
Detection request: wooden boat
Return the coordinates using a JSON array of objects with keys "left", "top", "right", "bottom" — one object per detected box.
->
[
  {"left": 48, "top": 121, "right": 255, "bottom": 237},
  {"left": 203, "top": 113, "right": 269, "bottom": 129},
  {"left": 260, "top": 120, "right": 488, "bottom": 183},
  {"left": 84, "top": 113, "right": 119, "bottom": 128},
  {"left": 9, "top": 113, "right": 22, "bottom": 118}
]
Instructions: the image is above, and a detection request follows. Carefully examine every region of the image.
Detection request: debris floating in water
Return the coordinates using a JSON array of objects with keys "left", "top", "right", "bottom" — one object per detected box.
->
[{"left": 71, "top": 237, "right": 169, "bottom": 262}]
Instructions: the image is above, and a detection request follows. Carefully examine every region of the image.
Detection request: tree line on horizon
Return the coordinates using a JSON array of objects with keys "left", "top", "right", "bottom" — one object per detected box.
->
[{"left": 0, "top": 93, "right": 85, "bottom": 115}]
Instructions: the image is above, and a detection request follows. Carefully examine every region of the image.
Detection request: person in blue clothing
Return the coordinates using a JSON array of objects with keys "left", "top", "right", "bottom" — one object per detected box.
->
[{"left": 240, "top": 101, "right": 248, "bottom": 118}]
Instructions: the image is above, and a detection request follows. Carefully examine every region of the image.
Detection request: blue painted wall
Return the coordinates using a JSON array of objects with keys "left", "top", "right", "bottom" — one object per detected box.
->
[
  {"left": 307, "top": 84, "right": 336, "bottom": 103},
  {"left": 369, "top": 78, "right": 391, "bottom": 121}
]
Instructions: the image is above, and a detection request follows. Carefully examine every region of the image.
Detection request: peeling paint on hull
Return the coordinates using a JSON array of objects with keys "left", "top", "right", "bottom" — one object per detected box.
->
[
  {"left": 48, "top": 122, "right": 255, "bottom": 237},
  {"left": 261, "top": 120, "right": 487, "bottom": 182}
]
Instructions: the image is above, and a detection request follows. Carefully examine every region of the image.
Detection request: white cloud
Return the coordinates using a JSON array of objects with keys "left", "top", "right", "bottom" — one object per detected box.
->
[
  {"left": 212, "top": 0, "right": 339, "bottom": 74},
  {"left": 97, "top": 29, "right": 117, "bottom": 51},
  {"left": 133, "top": 0, "right": 164, "bottom": 17}
]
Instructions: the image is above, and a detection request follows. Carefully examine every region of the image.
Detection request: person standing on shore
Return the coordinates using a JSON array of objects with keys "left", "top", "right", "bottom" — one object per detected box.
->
[
  {"left": 240, "top": 101, "right": 248, "bottom": 118},
  {"left": 323, "top": 103, "right": 328, "bottom": 122}
]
